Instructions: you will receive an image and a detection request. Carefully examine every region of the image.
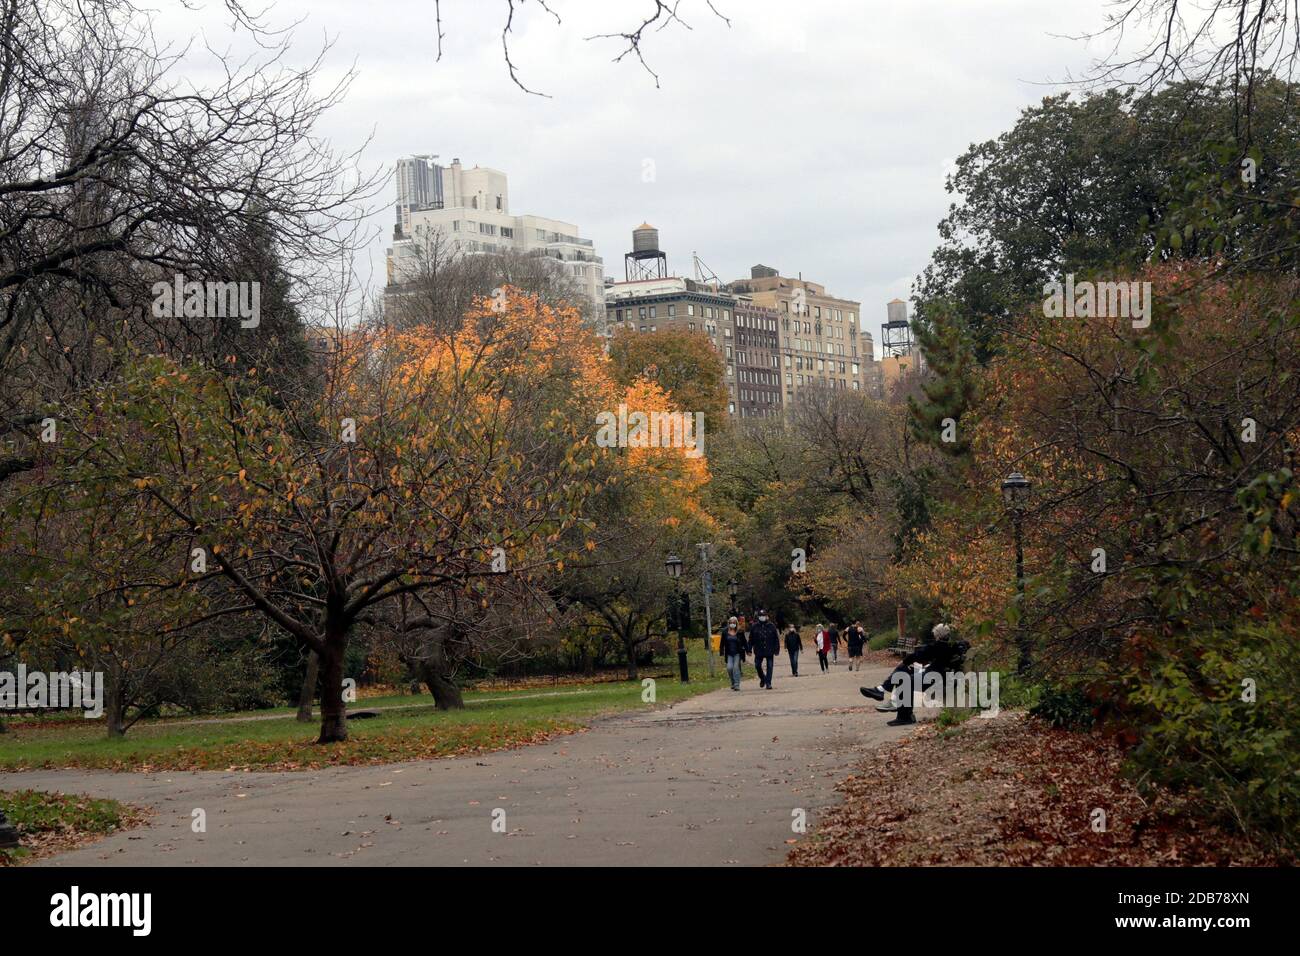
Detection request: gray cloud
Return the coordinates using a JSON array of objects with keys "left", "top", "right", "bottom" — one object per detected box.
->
[{"left": 158, "top": 0, "right": 1130, "bottom": 353}]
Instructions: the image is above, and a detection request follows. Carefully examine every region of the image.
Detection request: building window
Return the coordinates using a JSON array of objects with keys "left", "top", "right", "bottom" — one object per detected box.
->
[
  {"left": 649, "top": 306, "right": 656, "bottom": 318},
  {"left": 668, "top": 305, "right": 676, "bottom": 316}
]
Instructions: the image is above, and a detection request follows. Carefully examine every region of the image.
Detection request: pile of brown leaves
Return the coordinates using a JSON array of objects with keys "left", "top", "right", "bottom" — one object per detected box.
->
[{"left": 788, "top": 711, "right": 1288, "bottom": 866}]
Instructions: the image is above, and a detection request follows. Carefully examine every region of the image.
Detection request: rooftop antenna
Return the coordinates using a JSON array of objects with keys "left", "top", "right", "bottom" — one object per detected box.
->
[{"left": 692, "top": 251, "right": 722, "bottom": 289}]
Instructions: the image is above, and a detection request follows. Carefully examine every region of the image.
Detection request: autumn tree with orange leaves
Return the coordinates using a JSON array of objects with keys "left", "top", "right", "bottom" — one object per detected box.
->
[
  {"left": 554, "top": 375, "right": 722, "bottom": 679},
  {"left": 3, "top": 289, "right": 614, "bottom": 742},
  {"left": 893, "top": 265, "right": 1300, "bottom": 675}
]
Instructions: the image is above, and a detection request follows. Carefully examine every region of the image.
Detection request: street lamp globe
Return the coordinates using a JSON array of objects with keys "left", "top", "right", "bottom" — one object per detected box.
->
[{"left": 1001, "top": 471, "right": 1031, "bottom": 509}]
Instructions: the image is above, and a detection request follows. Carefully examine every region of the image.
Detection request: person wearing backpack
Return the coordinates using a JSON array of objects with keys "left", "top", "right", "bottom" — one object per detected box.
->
[{"left": 846, "top": 621, "right": 866, "bottom": 671}]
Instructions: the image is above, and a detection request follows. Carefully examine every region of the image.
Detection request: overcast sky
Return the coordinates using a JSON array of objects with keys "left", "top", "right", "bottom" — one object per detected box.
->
[{"left": 159, "top": 0, "right": 1139, "bottom": 355}]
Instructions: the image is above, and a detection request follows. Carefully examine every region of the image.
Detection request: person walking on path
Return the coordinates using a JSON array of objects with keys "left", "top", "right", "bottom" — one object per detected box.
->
[
  {"left": 846, "top": 621, "right": 866, "bottom": 671},
  {"left": 828, "top": 623, "right": 840, "bottom": 663},
  {"left": 813, "top": 625, "right": 831, "bottom": 673},
  {"left": 784, "top": 624, "right": 802, "bottom": 676},
  {"left": 748, "top": 609, "right": 780, "bottom": 689},
  {"left": 720, "top": 617, "right": 747, "bottom": 691}
]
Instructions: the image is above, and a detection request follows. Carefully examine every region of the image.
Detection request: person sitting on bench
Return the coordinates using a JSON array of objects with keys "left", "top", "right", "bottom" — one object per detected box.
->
[{"left": 859, "top": 623, "right": 967, "bottom": 725}]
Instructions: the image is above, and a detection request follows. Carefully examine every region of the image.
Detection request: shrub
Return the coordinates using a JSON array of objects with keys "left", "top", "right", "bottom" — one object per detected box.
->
[
  {"left": 1030, "top": 683, "right": 1096, "bottom": 729},
  {"left": 1125, "top": 621, "right": 1300, "bottom": 854}
]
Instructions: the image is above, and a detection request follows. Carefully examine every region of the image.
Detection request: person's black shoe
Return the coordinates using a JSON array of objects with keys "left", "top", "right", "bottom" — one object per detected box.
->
[
  {"left": 886, "top": 715, "right": 916, "bottom": 726},
  {"left": 860, "top": 686, "right": 885, "bottom": 701}
]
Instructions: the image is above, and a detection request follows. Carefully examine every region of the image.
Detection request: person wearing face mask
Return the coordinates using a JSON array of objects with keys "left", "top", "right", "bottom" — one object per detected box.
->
[
  {"left": 719, "top": 617, "right": 747, "bottom": 691},
  {"left": 747, "top": 609, "right": 780, "bottom": 690}
]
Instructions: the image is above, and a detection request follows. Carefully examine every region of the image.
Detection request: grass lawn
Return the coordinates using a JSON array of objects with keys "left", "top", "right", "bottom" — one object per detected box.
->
[
  {"left": 0, "top": 789, "right": 145, "bottom": 865},
  {"left": 0, "top": 646, "right": 728, "bottom": 772}
]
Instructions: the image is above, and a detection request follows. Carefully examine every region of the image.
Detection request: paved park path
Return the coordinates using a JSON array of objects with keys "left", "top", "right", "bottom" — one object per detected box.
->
[{"left": 4, "top": 662, "right": 915, "bottom": 866}]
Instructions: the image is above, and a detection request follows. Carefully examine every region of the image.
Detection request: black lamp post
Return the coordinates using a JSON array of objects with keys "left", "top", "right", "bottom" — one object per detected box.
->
[
  {"left": 1001, "top": 471, "right": 1032, "bottom": 674},
  {"left": 665, "top": 554, "right": 689, "bottom": 682}
]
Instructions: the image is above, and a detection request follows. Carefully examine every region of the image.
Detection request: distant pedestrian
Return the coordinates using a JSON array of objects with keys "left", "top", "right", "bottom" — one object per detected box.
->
[
  {"left": 720, "top": 617, "right": 746, "bottom": 691},
  {"left": 784, "top": 624, "right": 802, "bottom": 676},
  {"left": 748, "top": 609, "right": 780, "bottom": 689},
  {"left": 814, "top": 624, "right": 830, "bottom": 673},
  {"left": 828, "top": 623, "right": 840, "bottom": 662},
  {"left": 846, "top": 620, "right": 866, "bottom": 671}
]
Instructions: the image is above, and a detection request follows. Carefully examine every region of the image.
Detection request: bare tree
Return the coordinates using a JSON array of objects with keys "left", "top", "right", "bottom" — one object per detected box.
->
[
  {"left": 0, "top": 0, "right": 381, "bottom": 487},
  {"left": 430, "top": 0, "right": 732, "bottom": 94},
  {"left": 1082, "top": 0, "right": 1300, "bottom": 137}
]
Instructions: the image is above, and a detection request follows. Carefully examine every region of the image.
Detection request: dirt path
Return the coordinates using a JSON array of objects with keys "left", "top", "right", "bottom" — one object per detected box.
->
[{"left": 2, "top": 662, "right": 914, "bottom": 866}]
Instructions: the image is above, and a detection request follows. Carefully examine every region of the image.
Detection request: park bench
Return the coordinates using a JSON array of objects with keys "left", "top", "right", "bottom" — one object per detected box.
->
[{"left": 889, "top": 633, "right": 920, "bottom": 657}]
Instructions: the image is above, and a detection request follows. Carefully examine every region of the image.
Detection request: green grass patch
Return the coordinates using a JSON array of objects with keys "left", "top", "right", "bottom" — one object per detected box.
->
[
  {"left": 0, "top": 790, "right": 140, "bottom": 865},
  {"left": 868, "top": 631, "right": 897, "bottom": 651},
  {"left": 0, "top": 651, "right": 728, "bottom": 772}
]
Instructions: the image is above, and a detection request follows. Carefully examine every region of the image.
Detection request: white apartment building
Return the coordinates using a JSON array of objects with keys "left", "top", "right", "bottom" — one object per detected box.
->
[{"left": 386, "top": 157, "right": 604, "bottom": 313}]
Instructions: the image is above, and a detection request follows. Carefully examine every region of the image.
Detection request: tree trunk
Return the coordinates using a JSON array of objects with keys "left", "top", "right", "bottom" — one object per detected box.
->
[
  {"left": 416, "top": 633, "right": 464, "bottom": 710},
  {"left": 623, "top": 633, "right": 639, "bottom": 681},
  {"left": 418, "top": 660, "right": 464, "bottom": 710},
  {"left": 316, "top": 640, "right": 348, "bottom": 744},
  {"left": 105, "top": 675, "right": 127, "bottom": 739},
  {"left": 296, "top": 651, "right": 319, "bottom": 723}
]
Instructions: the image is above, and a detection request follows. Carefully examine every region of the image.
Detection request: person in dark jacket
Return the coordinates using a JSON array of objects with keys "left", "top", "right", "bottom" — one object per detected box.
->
[
  {"left": 860, "top": 624, "right": 968, "bottom": 725},
  {"left": 783, "top": 625, "right": 802, "bottom": 676},
  {"left": 828, "top": 623, "right": 840, "bottom": 662},
  {"left": 748, "top": 609, "right": 780, "bottom": 689},
  {"left": 720, "top": 617, "right": 746, "bottom": 691}
]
